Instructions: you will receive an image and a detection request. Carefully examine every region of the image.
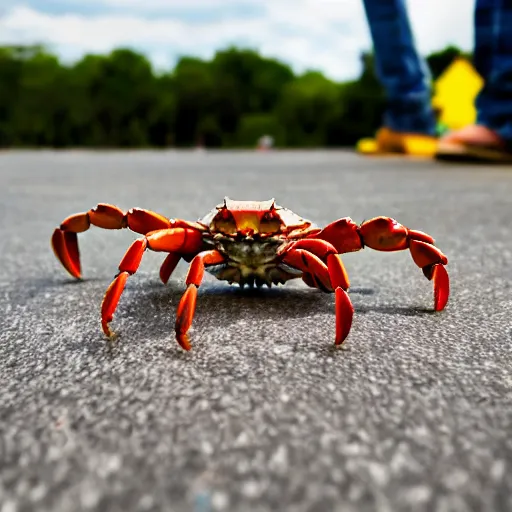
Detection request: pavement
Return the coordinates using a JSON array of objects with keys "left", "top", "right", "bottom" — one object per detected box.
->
[{"left": 1, "top": 150, "right": 511, "bottom": 512}]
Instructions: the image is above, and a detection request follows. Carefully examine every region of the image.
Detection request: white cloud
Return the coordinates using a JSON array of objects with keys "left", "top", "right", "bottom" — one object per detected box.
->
[
  {"left": 62, "top": 0, "right": 258, "bottom": 8},
  {"left": 406, "top": 0, "right": 474, "bottom": 56},
  {"left": 0, "top": 1, "right": 474, "bottom": 81}
]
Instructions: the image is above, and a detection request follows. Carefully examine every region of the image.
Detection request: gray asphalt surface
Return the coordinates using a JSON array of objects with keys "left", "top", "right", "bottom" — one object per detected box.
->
[{"left": 1, "top": 150, "right": 512, "bottom": 512}]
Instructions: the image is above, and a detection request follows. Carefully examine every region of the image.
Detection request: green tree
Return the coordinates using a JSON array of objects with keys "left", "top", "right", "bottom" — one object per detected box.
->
[
  {"left": 276, "top": 71, "right": 345, "bottom": 147},
  {"left": 426, "top": 45, "right": 465, "bottom": 80},
  {"left": 211, "top": 47, "right": 294, "bottom": 113},
  {"left": 147, "top": 73, "right": 176, "bottom": 147},
  {"left": 0, "top": 46, "right": 72, "bottom": 146},
  {"left": 77, "top": 49, "right": 156, "bottom": 146},
  {"left": 0, "top": 46, "right": 24, "bottom": 145},
  {"left": 327, "top": 52, "right": 386, "bottom": 145},
  {"left": 172, "top": 57, "right": 216, "bottom": 146},
  {"left": 208, "top": 47, "right": 294, "bottom": 142},
  {"left": 0, "top": 43, "right": 471, "bottom": 149},
  {"left": 236, "top": 113, "right": 284, "bottom": 147}
]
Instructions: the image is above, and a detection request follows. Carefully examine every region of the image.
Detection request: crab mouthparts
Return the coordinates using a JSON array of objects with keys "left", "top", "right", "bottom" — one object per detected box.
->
[
  {"left": 233, "top": 214, "right": 260, "bottom": 236},
  {"left": 238, "top": 228, "right": 255, "bottom": 237}
]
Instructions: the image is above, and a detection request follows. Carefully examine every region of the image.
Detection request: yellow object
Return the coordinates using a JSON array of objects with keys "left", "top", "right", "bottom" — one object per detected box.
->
[
  {"left": 356, "top": 138, "right": 378, "bottom": 154},
  {"left": 401, "top": 134, "right": 439, "bottom": 156},
  {"left": 356, "top": 57, "right": 483, "bottom": 157},
  {"left": 356, "top": 128, "right": 438, "bottom": 157},
  {"left": 432, "top": 57, "right": 484, "bottom": 130}
]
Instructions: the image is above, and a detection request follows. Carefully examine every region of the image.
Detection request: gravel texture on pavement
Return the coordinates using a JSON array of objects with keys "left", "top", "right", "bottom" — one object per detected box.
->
[{"left": 1, "top": 150, "right": 511, "bottom": 512}]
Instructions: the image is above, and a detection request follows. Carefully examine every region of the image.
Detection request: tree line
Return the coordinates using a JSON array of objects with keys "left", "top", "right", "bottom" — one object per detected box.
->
[{"left": 0, "top": 44, "right": 466, "bottom": 148}]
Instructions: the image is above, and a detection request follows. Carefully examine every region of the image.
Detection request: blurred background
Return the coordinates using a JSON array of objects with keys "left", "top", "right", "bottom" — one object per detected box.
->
[{"left": 0, "top": 0, "right": 476, "bottom": 149}]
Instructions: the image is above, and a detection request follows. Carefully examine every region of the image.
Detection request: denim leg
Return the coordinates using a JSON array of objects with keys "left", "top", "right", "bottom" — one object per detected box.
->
[
  {"left": 361, "top": 0, "right": 437, "bottom": 135},
  {"left": 474, "top": 0, "right": 512, "bottom": 146}
]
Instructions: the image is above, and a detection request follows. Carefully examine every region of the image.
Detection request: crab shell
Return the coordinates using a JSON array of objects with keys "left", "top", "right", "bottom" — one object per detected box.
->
[
  {"left": 192, "top": 198, "right": 323, "bottom": 289},
  {"left": 197, "top": 197, "right": 319, "bottom": 239}
]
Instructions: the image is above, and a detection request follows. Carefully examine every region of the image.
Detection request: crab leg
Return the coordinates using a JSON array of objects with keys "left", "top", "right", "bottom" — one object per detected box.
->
[
  {"left": 312, "top": 216, "right": 450, "bottom": 311},
  {"left": 358, "top": 217, "right": 449, "bottom": 311},
  {"left": 281, "top": 245, "right": 354, "bottom": 345},
  {"left": 175, "top": 250, "right": 226, "bottom": 351},
  {"left": 101, "top": 227, "right": 203, "bottom": 338},
  {"left": 51, "top": 203, "right": 202, "bottom": 279},
  {"left": 279, "top": 238, "right": 346, "bottom": 291},
  {"left": 159, "top": 252, "right": 182, "bottom": 284}
]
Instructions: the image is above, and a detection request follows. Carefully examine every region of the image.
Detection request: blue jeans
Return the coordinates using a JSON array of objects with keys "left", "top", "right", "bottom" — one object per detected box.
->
[
  {"left": 362, "top": 0, "right": 512, "bottom": 144},
  {"left": 474, "top": 0, "right": 512, "bottom": 146}
]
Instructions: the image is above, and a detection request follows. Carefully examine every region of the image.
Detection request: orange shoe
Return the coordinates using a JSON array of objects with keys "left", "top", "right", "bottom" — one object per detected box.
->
[
  {"left": 357, "top": 127, "right": 438, "bottom": 157},
  {"left": 435, "top": 124, "right": 512, "bottom": 163}
]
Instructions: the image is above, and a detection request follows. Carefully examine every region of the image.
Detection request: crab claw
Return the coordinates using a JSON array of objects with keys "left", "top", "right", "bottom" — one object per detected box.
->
[
  {"left": 51, "top": 228, "right": 82, "bottom": 279},
  {"left": 432, "top": 263, "right": 449, "bottom": 311},
  {"left": 175, "top": 284, "right": 197, "bottom": 351},
  {"left": 176, "top": 333, "right": 192, "bottom": 352},
  {"left": 101, "top": 271, "right": 129, "bottom": 338},
  {"left": 335, "top": 287, "right": 354, "bottom": 345}
]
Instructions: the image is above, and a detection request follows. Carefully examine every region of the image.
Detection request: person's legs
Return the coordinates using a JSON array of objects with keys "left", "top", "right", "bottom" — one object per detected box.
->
[
  {"left": 436, "top": 0, "right": 512, "bottom": 161},
  {"left": 474, "top": 0, "right": 512, "bottom": 145},
  {"left": 362, "top": 0, "right": 437, "bottom": 136}
]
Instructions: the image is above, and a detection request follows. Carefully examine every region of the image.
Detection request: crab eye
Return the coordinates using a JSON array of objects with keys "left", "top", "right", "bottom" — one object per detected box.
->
[
  {"left": 214, "top": 209, "right": 237, "bottom": 234},
  {"left": 260, "top": 211, "right": 281, "bottom": 233}
]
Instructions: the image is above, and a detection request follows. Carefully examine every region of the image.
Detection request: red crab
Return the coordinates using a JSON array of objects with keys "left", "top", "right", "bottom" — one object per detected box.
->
[{"left": 51, "top": 198, "right": 449, "bottom": 350}]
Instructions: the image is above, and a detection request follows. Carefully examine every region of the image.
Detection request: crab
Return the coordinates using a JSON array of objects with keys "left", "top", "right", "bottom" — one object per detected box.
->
[{"left": 51, "top": 198, "right": 449, "bottom": 350}]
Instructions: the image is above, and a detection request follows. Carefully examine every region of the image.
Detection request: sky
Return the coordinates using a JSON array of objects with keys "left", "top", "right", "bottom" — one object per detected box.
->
[{"left": 0, "top": 0, "right": 475, "bottom": 81}]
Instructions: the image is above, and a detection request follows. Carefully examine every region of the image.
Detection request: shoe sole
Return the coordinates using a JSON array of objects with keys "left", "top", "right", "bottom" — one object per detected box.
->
[{"left": 435, "top": 141, "right": 512, "bottom": 163}]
